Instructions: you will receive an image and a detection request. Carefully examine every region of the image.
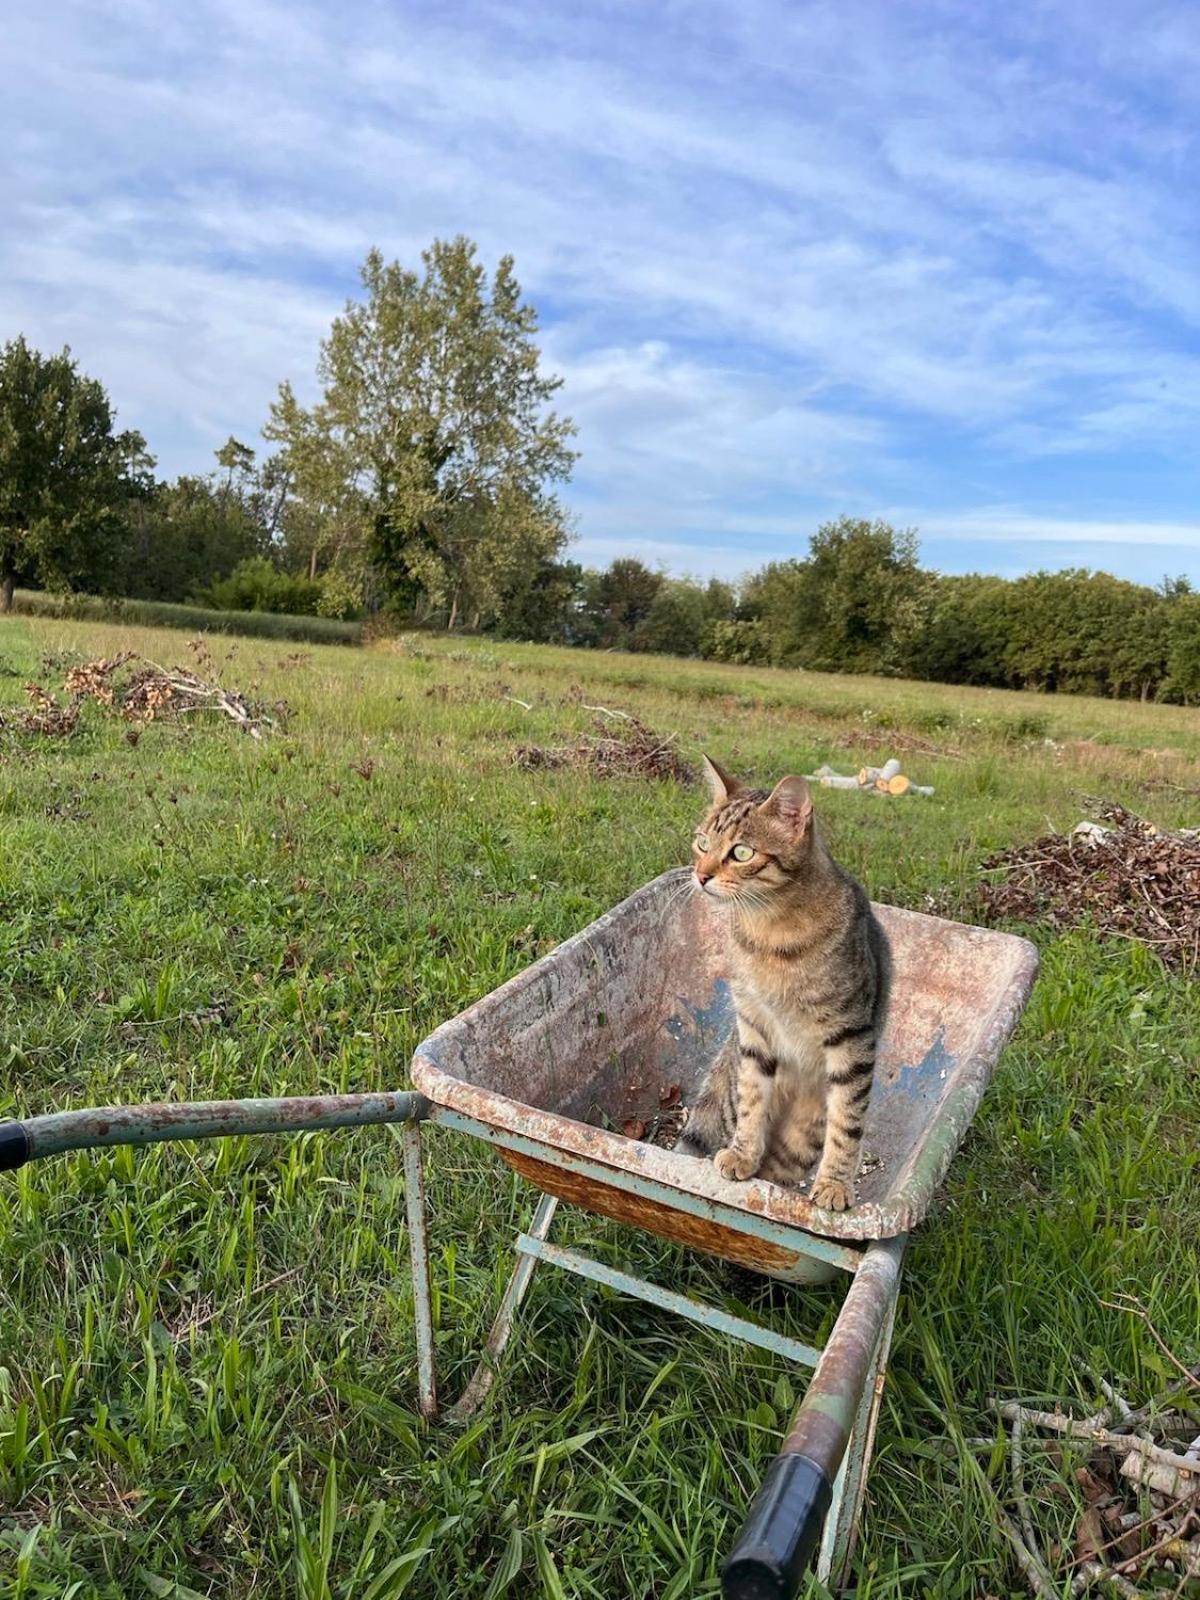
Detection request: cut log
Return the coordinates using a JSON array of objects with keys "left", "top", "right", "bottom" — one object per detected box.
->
[
  {"left": 858, "top": 758, "right": 901, "bottom": 786},
  {"left": 808, "top": 773, "right": 863, "bottom": 789},
  {"left": 806, "top": 768, "right": 933, "bottom": 796},
  {"left": 1119, "top": 1447, "right": 1200, "bottom": 1502}
]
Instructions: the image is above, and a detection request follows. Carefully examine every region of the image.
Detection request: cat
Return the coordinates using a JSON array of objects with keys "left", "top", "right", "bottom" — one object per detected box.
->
[{"left": 677, "top": 756, "right": 891, "bottom": 1212}]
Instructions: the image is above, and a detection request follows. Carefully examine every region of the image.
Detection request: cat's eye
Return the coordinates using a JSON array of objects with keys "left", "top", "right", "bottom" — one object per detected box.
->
[
  {"left": 694, "top": 832, "right": 711, "bottom": 851},
  {"left": 731, "top": 844, "right": 755, "bottom": 863}
]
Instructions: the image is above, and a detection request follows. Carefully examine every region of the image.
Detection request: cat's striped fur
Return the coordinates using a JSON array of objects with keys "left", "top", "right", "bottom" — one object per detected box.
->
[{"left": 677, "top": 757, "right": 891, "bottom": 1211}]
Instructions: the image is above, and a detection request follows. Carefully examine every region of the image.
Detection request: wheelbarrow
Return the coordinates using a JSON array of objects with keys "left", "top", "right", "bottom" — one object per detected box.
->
[{"left": 0, "top": 869, "right": 1037, "bottom": 1597}]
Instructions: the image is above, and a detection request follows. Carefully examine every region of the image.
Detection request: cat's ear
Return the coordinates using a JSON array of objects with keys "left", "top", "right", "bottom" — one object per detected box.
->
[
  {"left": 759, "top": 775, "right": 813, "bottom": 835},
  {"left": 701, "top": 754, "right": 740, "bottom": 805}
]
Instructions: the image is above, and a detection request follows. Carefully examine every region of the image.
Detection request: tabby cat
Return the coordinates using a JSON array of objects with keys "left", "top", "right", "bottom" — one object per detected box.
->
[{"left": 677, "top": 757, "right": 891, "bottom": 1211}]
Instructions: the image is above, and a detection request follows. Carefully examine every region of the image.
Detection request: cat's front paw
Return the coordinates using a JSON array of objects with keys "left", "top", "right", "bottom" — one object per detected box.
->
[
  {"left": 714, "top": 1146, "right": 759, "bottom": 1182},
  {"left": 810, "top": 1175, "right": 854, "bottom": 1212}
]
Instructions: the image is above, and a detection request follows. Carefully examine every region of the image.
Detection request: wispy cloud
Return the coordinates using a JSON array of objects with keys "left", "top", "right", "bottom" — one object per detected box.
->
[{"left": 2, "top": 0, "right": 1197, "bottom": 583}]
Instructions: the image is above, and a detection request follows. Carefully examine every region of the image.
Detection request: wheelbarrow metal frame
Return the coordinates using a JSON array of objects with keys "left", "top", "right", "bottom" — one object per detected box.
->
[
  {"left": 423, "top": 1102, "right": 907, "bottom": 1592},
  {"left": 1, "top": 1089, "right": 908, "bottom": 1592}
]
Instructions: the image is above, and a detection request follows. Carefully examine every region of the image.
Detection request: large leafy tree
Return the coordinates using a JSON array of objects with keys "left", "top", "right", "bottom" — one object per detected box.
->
[
  {"left": 0, "top": 337, "right": 150, "bottom": 611},
  {"left": 740, "top": 520, "right": 931, "bottom": 673},
  {"left": 266, "top": 238, "right": 577, "bottom": 626}
]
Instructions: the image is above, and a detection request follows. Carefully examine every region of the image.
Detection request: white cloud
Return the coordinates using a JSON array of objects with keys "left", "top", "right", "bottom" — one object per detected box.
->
[{"left": 918, "top": 512, "right": 1200, "bottom": 548}]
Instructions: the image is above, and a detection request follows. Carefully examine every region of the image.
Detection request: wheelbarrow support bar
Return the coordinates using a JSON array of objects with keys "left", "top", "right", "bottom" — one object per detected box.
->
[
  {"left": 722, "top": 1234, "right": 905, "bottom": 1600},
  {"left": 0, "top": 1091, "right": 430, "bottom": 1167}
]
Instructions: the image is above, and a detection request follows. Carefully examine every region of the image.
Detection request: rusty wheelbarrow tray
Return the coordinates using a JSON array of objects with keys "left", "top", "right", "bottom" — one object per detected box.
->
[
  {"left": 0, "top": 870, "right": 1037, "bottom": 1598},
  {"left": 410, "top": 868, "right": 1038, "bottom": 1594}
]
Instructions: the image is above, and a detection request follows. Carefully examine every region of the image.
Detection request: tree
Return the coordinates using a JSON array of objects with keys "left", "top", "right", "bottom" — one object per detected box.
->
[
  {"left": 117, "top": 474, "right": 264, "bottom": 602},
  {"left": 0, "top": 336, "right": 150, "bottom": 611},
  {"left": 215, "top": 436, "right": 257, "bottom": 501},
  {"left": 905, "top": 573, "right": 1016, "bottom": 686},
  {"left": 804, "top": 517, "right": 930, "bottom": 673},
  {"left": 1165, "top": 592, "right": 1200, "bottom": 703},
  {"left": 493, "top": 557, "right": 584, "bottom": 642},
  {"left": 633, "top": 578, "right": 709, "bottom": 655},
  {"left": 199, "top": 555, "right": 325, "bottom": 616},
  {"left": 266, "top": 238, "right": 577, "bottom": 627},
  {"left": 739, "top": 559, "right": 818, "bottom": 666},
  {"left": 594, "top": 558, "right": 663, "bottom": 645},
  {"left": 700, "top": 618, "right": 770, "bottom": 664}
]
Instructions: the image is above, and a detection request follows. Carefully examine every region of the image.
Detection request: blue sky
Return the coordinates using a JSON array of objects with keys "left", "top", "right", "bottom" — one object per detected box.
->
[{"left": 3, "top": 0, "right": 1199, "bottom": 583}]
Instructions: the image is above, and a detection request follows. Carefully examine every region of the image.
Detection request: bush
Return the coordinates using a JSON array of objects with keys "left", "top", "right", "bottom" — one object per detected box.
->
[
  {"left": 197, "top": 557, "right": 325, "bottom": 616},
  {"left": 12, "top": 589, "right": 361, "bottom": 645},
  {"left": 700, "top": 619, "right": 770, "bottom": 665}
]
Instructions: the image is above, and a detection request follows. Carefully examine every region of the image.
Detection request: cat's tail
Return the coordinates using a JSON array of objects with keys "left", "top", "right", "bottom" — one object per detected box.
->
[{"left": 674, "top": 1093, "right": 724, "bottom": 1158}]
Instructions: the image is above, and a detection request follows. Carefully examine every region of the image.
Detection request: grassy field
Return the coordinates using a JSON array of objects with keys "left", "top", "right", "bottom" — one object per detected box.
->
[
  {"left": 11, "top": 590, "right": 362, "bottom": 647},
  {"left": 1, "top": 615, "right": 1198, "bottom": 1600}
]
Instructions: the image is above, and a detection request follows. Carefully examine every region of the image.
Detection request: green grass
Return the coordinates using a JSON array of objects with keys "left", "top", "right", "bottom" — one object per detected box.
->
[
  {"left": 1, "top": 615, "right": 1198, "bottom": 1599},
  {"left": 11, "top": 590, "right": 362, "bottom": 646}
]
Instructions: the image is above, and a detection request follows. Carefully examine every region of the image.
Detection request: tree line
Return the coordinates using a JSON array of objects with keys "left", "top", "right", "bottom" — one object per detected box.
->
[
  {"left": 2, "top": 235, "right": 1197, "bottom": 702},
  {"left": 506, "top": 530, "right": 1200, "bottom": 705}
]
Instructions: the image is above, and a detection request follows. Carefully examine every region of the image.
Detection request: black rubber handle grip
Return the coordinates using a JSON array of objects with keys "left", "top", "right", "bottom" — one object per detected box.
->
[
  {"left": 0, "top": 1122, "right": 31, "bottom": 1172},
  {"left": 722, "top": 1452, "right": 833, "bottom": 1600}
]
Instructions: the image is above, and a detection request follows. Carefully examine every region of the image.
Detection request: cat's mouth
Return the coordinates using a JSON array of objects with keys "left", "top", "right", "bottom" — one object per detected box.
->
[{"left": 694, "top": 875, "right": 731, "bottom": 900}]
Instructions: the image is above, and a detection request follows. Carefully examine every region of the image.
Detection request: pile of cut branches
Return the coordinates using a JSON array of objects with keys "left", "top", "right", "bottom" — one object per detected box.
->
[
  {"left": 1, "top": 643, "right": 280, "bottom": 740},
  {"left": 983, "top": 1352, "right": 1200, "bottom": 1596},
  {"left": 981, "top": 802, "right": 1200, "bottom": 970},
  {"left": 516, "top": 712, "right": 695, "bottom": 783}
]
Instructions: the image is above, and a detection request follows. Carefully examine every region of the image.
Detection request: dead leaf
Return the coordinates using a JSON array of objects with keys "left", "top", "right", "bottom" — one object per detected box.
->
[
  {"left": 1074, "top": 1506, "right": 1106, "bottom": 1563},
  {"left": 1075, "top": 1464, "right": 1112, "bottom": 1504}
]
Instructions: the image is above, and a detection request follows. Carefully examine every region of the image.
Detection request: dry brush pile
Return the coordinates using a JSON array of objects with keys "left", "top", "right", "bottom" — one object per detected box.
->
[
  {"left": 982, "top": 803, "right": 1200, "bottom": 971},
  {"left": 982, "top": 1351, "right": 1200, "bottom": 1596},
  {"left": 516, "top": 710, "right": 696, "bottom": 784},
  {"left": 0, "top": 641, "right": 282, "bottom": 740}
]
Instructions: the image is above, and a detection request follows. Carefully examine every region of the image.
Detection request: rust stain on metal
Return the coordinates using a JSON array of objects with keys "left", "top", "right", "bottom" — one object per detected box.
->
[
  {"left": 501, "top": 1149, "right": 807, "bottom": 1277},
  {"left": 413, "top": 870, "right": 1039, "bottom": 1242},
  {"left": 779, "top": 1237, "right": 905, "bottom": 1476}
]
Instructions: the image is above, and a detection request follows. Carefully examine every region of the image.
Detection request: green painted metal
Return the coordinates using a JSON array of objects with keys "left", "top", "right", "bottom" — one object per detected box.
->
[
  {"left": 447, "top": 1191, "right": 560, "bottom": 1425},
  {"left": 15, "top": 1090, "right": 430, "bottom": 1161},
  {"left": 428, "top": 1106, "right": 864, "bottom": 1275},
  {"left": 778, "top": 1236, "right": 905, "bottom": 1478},
  {"left": 2, "top": 863, "right": 1041, "bottom": 1594},
  {"left": 817, "top": 1260, "right": 901, "bottom": 1583},
  {"left": 402, "top": 1121, "right": 438, "bottom": 1420},
  {"left": 515, "top": 1233, "right": 824, "bottom": 1370}
]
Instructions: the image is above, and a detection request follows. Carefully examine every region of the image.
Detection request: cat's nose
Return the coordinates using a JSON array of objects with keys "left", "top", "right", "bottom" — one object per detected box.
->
[{"left": 695, "top": 869, "right": 712, "bottom": 886}]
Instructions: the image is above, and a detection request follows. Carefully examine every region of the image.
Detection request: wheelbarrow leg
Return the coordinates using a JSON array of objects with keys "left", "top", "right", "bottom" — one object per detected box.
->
[
  {"left": 817, "top": 1265, "right": 900, "bottom": 1585},
  {"left": 446, "top": 1191, "right": 560, "bottom": 1425},
  {"left": 403, "top": 1120, "right": 438, "bottom": 1420}
]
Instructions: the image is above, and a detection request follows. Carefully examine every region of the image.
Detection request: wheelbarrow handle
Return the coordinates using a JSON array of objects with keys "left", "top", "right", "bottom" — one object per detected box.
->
[
  {"left": 722, "top": 1235, "right": 905, "bottom": 1600},
  {"left": 0, "top": 1122, "right": 30, "bottom": 1171},
  {"left": 722, "top": 1451, "right": 832, "bottom": 1599},
  {"left": 0, "top": 1092, "right": 430, "bottom": 1170}
]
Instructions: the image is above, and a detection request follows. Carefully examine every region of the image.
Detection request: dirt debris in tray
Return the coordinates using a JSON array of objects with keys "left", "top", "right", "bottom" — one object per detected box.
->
[
  {"left": 516, "top": 714, "right": 696, "bottom": 784},
  {"left": 981, "top": 800, "right": 1200, "bottom": 971},
  {"left": 617, "top": 1083, "right": 689, "bottom": 1150}
]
